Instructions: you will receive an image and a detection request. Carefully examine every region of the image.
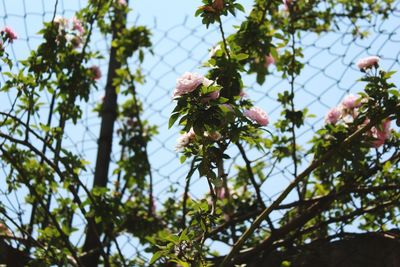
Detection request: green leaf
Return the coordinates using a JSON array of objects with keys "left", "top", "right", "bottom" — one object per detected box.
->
[
  {"left": 234, "top": 53, "right": 249, "bottom": 61},
  {"left": 180, "top": 155, "right": 187, "bottom": 164},
  {"left": 388, "top": 89, "right": 399, "bottom": 97},
  {"left": 234, "top": 3, "right": 245, "bottom": 12},
  {"left": 149, "top": 251, "right": 164, "bottom": 265},
  {"left": 168, "top": 113, "right": 180, "bottom": 128},
  {"left": 384, "top": 70, "right": 396, "bottom": 78}
]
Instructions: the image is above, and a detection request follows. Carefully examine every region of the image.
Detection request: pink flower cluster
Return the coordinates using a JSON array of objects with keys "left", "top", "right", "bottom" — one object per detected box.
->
[
  {"left": 356, "top": 56, "right": 380, "bottom": 71},
  {"left": 173, "top": 73, "right": 270, "bottom": 151},
  {"left": 244, "top": 106, "right": 269, "bottom": 126},
  {"left": 325, "top": 94, "right": 362, "bottom": 125},
  {"left": 53, "top": 16, "right": 85, "bottom": 47},
  {"left": 1, "top": 26, "right": 18, "bottom": 43},
  {"left": 325, "top": 94, "right": 391, "bottom": 148},
  {"left": 173, "top": 72, "right": 220, "bottom": 100}
]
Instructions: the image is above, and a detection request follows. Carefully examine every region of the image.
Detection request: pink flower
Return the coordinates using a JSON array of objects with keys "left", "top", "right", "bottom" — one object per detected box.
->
[
  {"left": 117, "top": 0, "right": 127, "bottom": 6},
  {"left": 204, "top": 131, "right": 222, "bottom": 141},
  {"left": 53, "top": 16, "right": 69, "bottom": 29},
  {"left": 173, "top": 72, "right": 204, "bottom": 97},
  {"left": 283, "top": 0, "right": 291, "bottom": 11},
  {"left": 341, "top": 94, "right": 361, "bottom": 109},
  {"left": 264, "top": 54, "right": 275, "bottom": 68},
  {"left": 202, "top": 78, "right": 220, "bottom": 101},
  {"left": 325, "top": 107, "right": 341, "bottom": 125},
  {"left": 2, "top": 26, "right": 17, "bottom": 43},
  {"left": 216, "top": 187, "right": 226, "bottom": 199},
  {"left": 370, "top": 119, "right": 391, "bottom": 148},
  {"left": 202, "top": 90, "right": 220, "bottom": 102},
  {"left": 202, "top": 77, "right": 214, "bottom": 87},
  {"left": 72, "top": 17, "right": 85, "bottom": 35},
  {"left": 244, "top": 106, "right": 269, "bottom": 126},
  {"left": 176, "top": 129, "right": 196, "bottom": 151},
  {"left": 239, "top": 90, "right": 247, "bottom": 98},
  {"left": 209, "top": 90, "right": 220, "bottom": 100},
  {"left": 90, "top": 66, "right": 102, "bottom": 80},
  {"left": 356, "top": 56, "right": 380, "bottom": 70}
]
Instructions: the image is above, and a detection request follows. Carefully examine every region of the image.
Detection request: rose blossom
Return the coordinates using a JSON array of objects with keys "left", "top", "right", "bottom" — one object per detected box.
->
[
  {"left": 283, "top": 0, "right": 291, "bottom": 11},
  {"left": 117, "top": 0, "right": 127, "bottom": 6},
  {"left": 173, "top": 72, "right": 204, "bottom": 98},
  {"left": 356, "top": 56, "right": 380, "bottom": 70},
  {"left": 2, "top": 26, "right": 17, "bottom": 43},
  {"left": 202, "top": 78, "right": 220, "bottom": 101},
  {"left": 239, "top": 90, "right": 247, "bottom": 98},
  {"left": 202, "top": 90, "right": 220, "bottom": 101},
  {"left": 204, "top": 131, "right": 222, "bottom": 141},
  {"left": 72, "top": 17, "right": 85, "bottom": 35},
  {"left": 244, "top": 106, "right": 269, "bottom": 126},
  {"left": 264, "top": 54, "right": 275, "bottom": 68},
  {"left": 341, "top": 94, "right": 361, "bottom": 109},
  {"left": 216, "top": 187, "right": 226, "bottom": 199},
  {"left": 53, "top": 16, "right": 69, "bottom": 29},
  {"left": 203, "top": 77, "right": 214, "bottom": 87},
  {"left": 370, "top": 119, "right": 391, "bottom": 148},
  {"left": 176, "top": 129, "right": 196, "bottom": 151},
  {"left": 90, "top": 66, "right": 102, "bottom": 80},
  {"left": 324, "top": 107, "right": 341, "bottom": 125}
]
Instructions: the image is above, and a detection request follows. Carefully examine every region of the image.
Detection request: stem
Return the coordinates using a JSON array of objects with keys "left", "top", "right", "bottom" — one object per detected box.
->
[
  {"left": 181, "top": 158, "right": 197, "bottom": 228},
  {"left": 236, "top": 143, "right": 265, "bottom": 208},
  {"left": 236, "top": 142, "right": 276, "bottom": 231},
  {"left": 217, "top": 16, "right": 231, "bottom": 61},
  {"left": 207, "top": 176, "right": 217, "bottom": 216},
  {"left": 288, "top": 7, "right": 302, "bottom": 202}
]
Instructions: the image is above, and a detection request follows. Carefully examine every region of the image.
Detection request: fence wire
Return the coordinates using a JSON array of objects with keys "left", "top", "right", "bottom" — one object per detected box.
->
[{"left": 0, "top": 0, "right": 400, "bottom": 262}]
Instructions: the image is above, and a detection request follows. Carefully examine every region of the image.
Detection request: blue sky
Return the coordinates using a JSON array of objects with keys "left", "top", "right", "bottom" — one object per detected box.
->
[{"left": 1, "top": 0, "right": 399, "bottom": 257}]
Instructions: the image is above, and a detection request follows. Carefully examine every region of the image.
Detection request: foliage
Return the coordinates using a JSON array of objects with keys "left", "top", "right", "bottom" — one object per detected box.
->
[{"left": 0, "top": 0, "right": 399, "bottom": 266}]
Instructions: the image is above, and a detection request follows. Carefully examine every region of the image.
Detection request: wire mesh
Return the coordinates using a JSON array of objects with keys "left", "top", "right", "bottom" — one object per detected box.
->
[{"left": 0, "top": 0, "right": 399, "bottom": 261}]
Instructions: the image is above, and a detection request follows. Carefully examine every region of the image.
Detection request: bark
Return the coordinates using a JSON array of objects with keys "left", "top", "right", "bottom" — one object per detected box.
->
[{"left": 81, "top": 13, "right": 127, "bottom": 267}]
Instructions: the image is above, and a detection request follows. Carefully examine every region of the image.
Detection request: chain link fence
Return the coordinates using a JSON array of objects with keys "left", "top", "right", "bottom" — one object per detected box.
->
[{"left": 1, "top": 0, "right": 400, "bottom": 261}]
